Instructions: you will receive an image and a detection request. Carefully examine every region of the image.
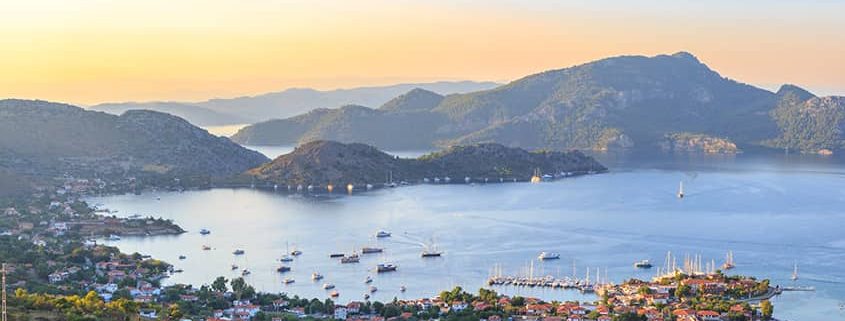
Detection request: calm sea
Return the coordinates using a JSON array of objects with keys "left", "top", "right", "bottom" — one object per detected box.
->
[{"left": 88, "top": 150, "right": 845, "bottom": 320}]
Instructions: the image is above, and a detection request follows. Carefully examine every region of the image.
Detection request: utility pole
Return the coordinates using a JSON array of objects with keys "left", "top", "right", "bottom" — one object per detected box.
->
[{"left": 2, "top": 263, "right": 7, "bottom": 321}]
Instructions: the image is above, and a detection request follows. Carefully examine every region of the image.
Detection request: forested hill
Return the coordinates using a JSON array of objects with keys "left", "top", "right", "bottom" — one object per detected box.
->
[
  {"left": 231, "top": 52, "right": 845, "bottom": 155},
  {"left": 0, "top": 99, "right": 269, "bottom": 181},
  {"left": 247, "top": 140, "right": 605, "bottom": 186}
]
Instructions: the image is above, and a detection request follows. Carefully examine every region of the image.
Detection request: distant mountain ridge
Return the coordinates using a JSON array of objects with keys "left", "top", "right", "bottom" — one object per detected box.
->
[
  {"left": 0, "top": 99, "right": 269, "bottom": 181},
  {"left": 232, "top": 52, "right": 845, "bottom": 154},
  {"left": 91, "top": 81, "right": 500, "bottom": 127}
]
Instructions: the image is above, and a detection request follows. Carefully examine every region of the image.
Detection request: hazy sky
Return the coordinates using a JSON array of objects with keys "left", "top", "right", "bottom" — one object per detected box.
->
[{"left": 2, "top": 0, "right": 843, "bottom": 105}]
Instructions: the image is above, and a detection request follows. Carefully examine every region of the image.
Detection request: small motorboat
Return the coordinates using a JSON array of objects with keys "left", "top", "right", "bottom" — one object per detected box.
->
[
  {"left": 323, "top": 283, "right": 335, "bottom": 289},
  {"left": 202, "top": 245, "right": 211, "bottom": 251},
  {"left": 231, "top": 264, "right": 239, "bottom": 270},
  {"left": 108, "top": 234, "right": 121, "bottom": 241},
  {"left": 291, "top": 249, "right": 303, "bottom": 256},
  {"left": 364, "top": 275, "right": 373, "bottom": 284},
  {"left": 242, "top": 269, "right": 251, "bottom": 276},
  {"left": 361, "top": 247, "right": 383, "bottom": 254},
  {"left": 172, "top": 269, "right": 184, "bottom": 273},
  {"left": 368, "top": 285, "right": 378, "bottom": 293},
  {"left": 277, "top": 266, "right": 291, "bottom": 273},
  {"left": 364, "top": 293, "right": 370, "bottom": 300},
  {"left": 634, "top": 259, "right": 653, "bottom": 269},
  {"left": 329, "top": 290, "right": 339, "bottom": 297},
  {"left": 233, "top": 249, "right": 245, "bottom": 255},
  {"left": 199, "top": 228, "right": 211, "bottom": 235},
  {"left": 279, "top": 255, "right": 294, "bottom": 262},
  {"left": 178, "top": 255, "right": 186, "bottom": 260},
  {"left": 329, "top": 253, "right": 345, "bottom": 258},
  {"left": 421, "top": 250, "right": 443, "bottom": 258},
  {"left": 283, "top": 278, "right": 295, "bottom": 284},
  {"left": 311, "top": 272, "right": 324, "bottom": 280},
  {"left": 538, "top": 252, "right": 560, "bottom": 260},
  {"left": 377, "top": 263, "right": 397, "bottom": 273},
  {"left": 400, "top": 285, "right": 407, "bottom": 292},
  {"left": 376, "top": 230, "right": 392, "bottom": 238}
]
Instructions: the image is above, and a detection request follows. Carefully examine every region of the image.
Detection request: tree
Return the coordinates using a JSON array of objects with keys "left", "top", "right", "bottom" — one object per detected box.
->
[
  {"left": 231, "top": 277, "right": 246, "bottom": 299},
  {"left": 372, "top": 301, "right": 385, "bottom": 314},
  {"left": 324, "top": 298, "right": 335, "bottom": 314},
  {"left": 637, "top": 285, "right": 652, "bottom": 295},
  {"left": 383, "top": 304, "right": 401, "bottom": 318},
  {"left": 674, "top": 284, "right": 690, "bottom": 298},
  {"left": 212, "top": 276, "right": 229, "bottom": 292},
  {"left": 613, "top": 312, "right": 646, "bottom": 321},
  {"left": 168, "top": 304, "right": 184, "bottom": 320},
  {"left": 760, "top": 300, "right": 773, "bottom": 320},
  {"left": 307, "top": 299, "right": 324, "bottom": 315},
  {"left": 478, "top": 288, "right": 497, "bottom": 304}
]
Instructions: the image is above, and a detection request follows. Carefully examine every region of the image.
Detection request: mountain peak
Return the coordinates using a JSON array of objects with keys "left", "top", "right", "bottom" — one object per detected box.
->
[
  {"left": 379, "top": 88, "right": 445, "bottom": 112},
  {"left": 670, "top": 51, "right": 700, "bottom": 63},
  {"left": 776, "top": 84, "right": 816, "bottom": 101}
]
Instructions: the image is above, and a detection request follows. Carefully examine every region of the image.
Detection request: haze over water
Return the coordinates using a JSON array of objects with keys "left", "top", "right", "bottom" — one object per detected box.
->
[{"left": 88, "top": 152, "right": 845, "bottom": 320}]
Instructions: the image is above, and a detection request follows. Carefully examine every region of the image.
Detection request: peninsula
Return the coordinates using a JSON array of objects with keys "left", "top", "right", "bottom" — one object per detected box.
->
[{"left": 246, "top": 140, "right": 606, "bottom": 188}]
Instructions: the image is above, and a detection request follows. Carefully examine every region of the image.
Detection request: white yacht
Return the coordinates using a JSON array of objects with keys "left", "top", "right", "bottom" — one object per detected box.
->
[
  {"left": 376, "top": 230, "right": 392, "bottom": 238},
  {"left": 323, "top": 283, "right": 335, "bottom": 290},
  {"left": 538, "top": 252, "right": 560, "bottom": 260},
  {"left": 377, "top": 263, "right": 397, "bottom": 273}
]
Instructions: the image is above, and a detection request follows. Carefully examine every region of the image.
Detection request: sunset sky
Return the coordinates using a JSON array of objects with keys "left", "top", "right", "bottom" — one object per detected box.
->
[{"left": 1, "top": 0, "right": 843, "bottom": 105}]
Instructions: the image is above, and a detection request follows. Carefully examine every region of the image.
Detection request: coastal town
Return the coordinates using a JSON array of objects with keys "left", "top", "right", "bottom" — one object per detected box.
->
[{"left": 0, "top": 175, "right": 782, "bottom": 321}]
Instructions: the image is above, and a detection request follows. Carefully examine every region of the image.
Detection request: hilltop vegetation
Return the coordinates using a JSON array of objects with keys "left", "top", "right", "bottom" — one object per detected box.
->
[
  {"left": 247, "top": 140, "right": 605, "bottom": 186},
  {"left": 0, "top": 99, "right": 268, "bottom": 185},
  {"left": 232, "top": 52, "right": 845, "bottom": 155},
  {"left": 766, "top": 89, "right": 845, "bottom": 153}
]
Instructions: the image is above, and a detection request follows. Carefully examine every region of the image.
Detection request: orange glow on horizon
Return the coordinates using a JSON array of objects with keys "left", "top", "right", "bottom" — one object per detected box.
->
[{"left": 1, "top": 0, "right": 843, "bottom": 105}]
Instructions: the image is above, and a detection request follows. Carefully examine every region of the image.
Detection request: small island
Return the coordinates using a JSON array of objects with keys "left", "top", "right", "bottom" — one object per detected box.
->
[{"left": 246, "top": 141, "right": 607, "bottom": 189}]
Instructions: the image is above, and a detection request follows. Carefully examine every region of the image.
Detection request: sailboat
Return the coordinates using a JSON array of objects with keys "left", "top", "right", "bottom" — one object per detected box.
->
[
  {"left": 530, "top": 168, "right": 542, "bottom": 183},
  {"left": 421, "top": 238, "right": 443, "bottom": 257},
  {"left": 280, "top": 242, "right": 294, "bottom": 262},
  {"left": 791, "top": 262, "right": 799, "bottom": 281},
  {"left": 721, "top": 251, "right": 735, "bottom": 270},
  {"left": 677, "top": 181, "right": 685, "bottom": 198}
]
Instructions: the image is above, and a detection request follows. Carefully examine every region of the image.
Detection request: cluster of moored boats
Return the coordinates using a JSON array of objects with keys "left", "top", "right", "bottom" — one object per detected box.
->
[
  {"left": 170, "top": 228, "right": 432, "bottom": 297},
  {"left": 486, "top": 275, "right": 599, "bottom": 293}
]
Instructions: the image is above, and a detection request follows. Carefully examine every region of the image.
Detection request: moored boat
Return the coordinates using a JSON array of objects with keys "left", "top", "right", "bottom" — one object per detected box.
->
[
  {"left": 311, "top": 272, "right": 324, "bottom": 280},
  {"left": 361, "top": 247, "right": 383, "bottom": 254},
  {"left": 538, "top": 252, "right": 560, "bottom": 260},
  {"left": 233, "top": 249, "right": 245, "bottom": 255},
  {"left": 341, "top": 254, "right": 360, "bottom": 264},
  {"left": 634, "top": 259, "right": 653, "bottom": 268},
  {"left": 377, "top": 263, "right": 397, "bottom": 273},
  {"left": 376, "top": 230, "right": 392, "bottom": 238},
  {"left": 277, "top": 266, "right": 291, "bottom": 273},
  {"left": 323, "top": 283, "right": 335, "bottom": 289}
]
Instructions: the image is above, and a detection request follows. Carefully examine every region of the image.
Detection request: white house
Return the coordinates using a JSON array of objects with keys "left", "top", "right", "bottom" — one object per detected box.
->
[{"left": 334, "top": 306, "right": 348, "bottom": 320}]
